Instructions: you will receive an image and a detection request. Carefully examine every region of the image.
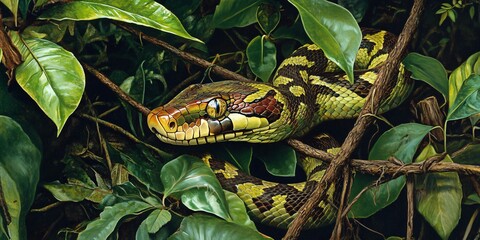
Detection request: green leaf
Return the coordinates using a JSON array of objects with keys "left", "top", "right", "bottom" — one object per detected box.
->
[
  {"left": 272, "top": 17, "right": 309, "bottom": 44},
  {"left": 161, "top": 155, "right": 232, "bottom": 221},
  {"left": 212, "top": 0, "right": 263, "bottom": 29},
  {"left": 144, "top": 209, "right": 171, "bottom": 234},
  {"left": 39, "top": 0, "right": 201, "bottom": 42},
  {"left": 10, "top": 32, "right": 85, "bottom": 135},
  {"left": 349, "top": 123, "right": 433, "bottom": 218},
  {"left": 446, "top": 74, "right": 480, "bottom": 121},
  {"left": 246, "top": 36, "right": 277, "bottom": 82},
  {"left": 451, "top": 143, "right": 480, "bottom": 164},
  {"left": 43, "top": 181, "right": 110, "bottom": 203},
  {"left": 255, "top": 143, "right": 296, "bottom": 177},
  {"left": 403, "top": 52, "right": 449, "bottom": 97},
  {"left": 288, "top": 0, "right": 361, "bottom": 83},
  {"left": 448, "top": 51, "right": 480, "bottom": 107},
  {"left": 210, "top": 143, "right": 253, "bottom": 174},
  {"left": 415, "top": 145, "right": 462, "bottom": 240},
  {"left": 224, "top": 191, "right": 256, "bottom": 230},
  {"left": 256, "top": 3, "right": 280, "bottom": 34},
  {"left": 0, "top": 0, "right": 18, "bottom": 24},
  {"left": 168, "top": 214, "right": 270, "bottom": 240},
  {"left": 338, "top": 0, "right": 370, "bottom": 22},
  {"left": 78, "top": 200, "right": 151, "bottom": 240},
  {"left": 0, "top": 116, "right": 41, "bottom": 240}
]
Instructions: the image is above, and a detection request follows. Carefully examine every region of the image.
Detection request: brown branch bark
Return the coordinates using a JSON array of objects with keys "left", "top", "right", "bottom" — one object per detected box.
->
[
  {"left": 82, "top": 63, "right": 151, "bottom": 116},
  {"left": 283, "top": 0, "right": 426, "bottom": 238},
  {"left": 117, "top": 23, "right": 252, "bottom": 83},
  {"left": 406, "top": 175, "right": 414, "bottom": 240}
]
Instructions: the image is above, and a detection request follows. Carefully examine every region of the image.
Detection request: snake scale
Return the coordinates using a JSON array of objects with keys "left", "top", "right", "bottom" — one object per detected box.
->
[{"left": 147, "top": 29, "right": 413, "bottom": 229}]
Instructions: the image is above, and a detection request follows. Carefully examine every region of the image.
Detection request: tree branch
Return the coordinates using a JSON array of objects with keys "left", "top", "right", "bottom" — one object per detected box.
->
[
  {"left": 283, "top": 0, "right": 426, "bottom": 238},
  {"left": 117, "top": 23, "right": 252, "bottom": 83}
]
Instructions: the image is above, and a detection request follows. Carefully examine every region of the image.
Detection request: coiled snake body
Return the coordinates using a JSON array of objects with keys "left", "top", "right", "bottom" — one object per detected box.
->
[{"left": 147, "top": 29, "right": 413, "bottom": 228}]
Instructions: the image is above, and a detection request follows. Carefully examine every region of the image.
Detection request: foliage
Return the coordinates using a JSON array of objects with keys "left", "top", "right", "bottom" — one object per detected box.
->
[{"left": 0, "top": 0, "right": 479, "bottom": 239}]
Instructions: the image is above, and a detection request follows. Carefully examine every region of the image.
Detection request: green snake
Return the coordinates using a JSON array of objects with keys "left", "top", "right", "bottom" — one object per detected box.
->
[{"left": 147, "top": 29, "right": 413, "bottom": 228}]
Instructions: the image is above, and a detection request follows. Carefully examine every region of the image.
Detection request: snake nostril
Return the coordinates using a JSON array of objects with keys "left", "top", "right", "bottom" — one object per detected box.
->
[{"left": 169, "top": 121, "right": 176, "bottom": 130}]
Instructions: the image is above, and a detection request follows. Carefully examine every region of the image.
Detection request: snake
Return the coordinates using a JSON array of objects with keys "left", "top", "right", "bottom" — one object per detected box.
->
[{"left": 147, "top": 29, "right": 413, "bottom": 229}]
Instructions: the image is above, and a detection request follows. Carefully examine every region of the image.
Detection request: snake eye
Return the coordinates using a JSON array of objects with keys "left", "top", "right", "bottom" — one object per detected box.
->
[{"left": 206, "top": 98, "right": 227, "bottom": 119}]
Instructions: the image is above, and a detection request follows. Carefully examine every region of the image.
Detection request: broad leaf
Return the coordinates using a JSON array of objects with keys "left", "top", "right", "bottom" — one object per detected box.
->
[
  {"left": 0, "top": 116, "right": 41, "bottom": 240},
  {"left": 349, "top": 123, "right": 433, "bottom": 218},
  {"left": 210, "top": 143, "right": 253, "bottom": 174},
  {"left": 448, "top": 51, "right": 480, "bottom": 107},
  {"left": 255, "top": 143, "right": 296, "bottom": 177},
  {"left": 446, "top": 74, "right": 480, "bottom": 121},
  {"left": 39, "top": 0, "right": 201, "bottom": 42},
  {"left": 451, "top": 143, "right": 480, "bottom": 165},
  {"left": 161, "top": 155, "right": 232, "bottom": 221},
  {"left": 10, "top": 32, "right": 85, "bottom": 135},
  {"left": 246, "top": 36, "right": 277, "bottom": 82},
  {"left": 224, "top": 191, "right": 256, "bottom": 229},
  {"left": 403, "top": 52, "right": 449, "bottom": 97},
  {"left": 168, "top": 214, "right": 270, "bottom": 240},
  {"left": 415, "top": 145, "right": 462, "bottom": 240},
  {"left": 78, "top": 200, "right": 151, "bottom": 240},
  {"left": 212, "top": 0, "right": 263, "bottom": 29},
  {"left": 289, "top": 0, "right": 361, "bottom": 83}
]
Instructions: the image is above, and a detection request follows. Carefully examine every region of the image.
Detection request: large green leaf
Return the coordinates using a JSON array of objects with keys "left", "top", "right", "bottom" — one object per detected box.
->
[
  {"left": 448, "top": 51, "right": 480, "bottom": 107},
  {"left": 403, "top": 52, "right": 449, "bottom": 97},
  {"left": 43, "top": 181, "right": 110, "bottom": 203},
  {"left": 446, "top": 74, "right": 480, "bottom": 121},
  {"left": 10, "top": 32, "right": 85, "bottom": 135},
  {"left": 0, "top": 116, "right": 41, "bottom": 240},
  {"left": 224, "top": 191, "right": 256, "bottom": 229},
  {"left": 254, "top": 143, "right": 297, "bottom": 177},
  {"left": 288, "top": 0, "right": 361, "bottom": 83},
  {"left": 415, "top": 145, "right": 462, "bottom": 240},
  {"left": 39, "top": 0, "right": 201, "bottom": 42},
  {"left": 212, "top": 0, "right": 263, "bottom": 29},
  {"left": 246, "top": 36, "right": 277, "bottom": 82},
  {"left": 78, "top": 200, "right": 152, "bottom": 240},
  {"left": 168, "top": 214, "right": 270, "bottom": 240},
  {"left": 161, "top": 155, "right": 232, "bottom": 221},
  {"left": 349, "top": 123, "right": 433, "bottom": 218},
  {"left": 143, "top": 209, "right": 171, "bottom": 234}
]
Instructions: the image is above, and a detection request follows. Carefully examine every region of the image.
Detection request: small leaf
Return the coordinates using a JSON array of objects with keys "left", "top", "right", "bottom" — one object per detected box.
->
[
  {"left": 403, "top": 52, "right": 449, "bottom": 97},
  {"left": 447, "top": 9, "right": 457, "bottom": 22},
  {"left": 256, "top": 3, "right": 280, "bottom": 34},
  {"left": 0, "top": 116, "right": 41, "bottom": 240},
  {"left": 415, "top": 146, "right": 462, "bottom": 240},
  {"left": 439, "top": 12, "right": 448, "bottom": 25},
  {"left": 470, "top": 6, "right": 475, "bottom": 19},
  {"left": 10, "top": 32, "right": 85, "bottom": 135},
  {"left": 144, "top": 209, "right": 171, "bottom": 234},
  {"left": 451, "top": 143, "right": 480, "bottom": 165},
  {"left": 224, "top": 191, "right": 256, "bottom": 230},
  {"left": 289, "top": 0, "right": 361, "bottom": 83},
  {"left": 0, "top": 0, "right": 19, "bottom": 24},
  {"left": 212, "top": 0, "right": 263, "bottom": 29},
  {"left": 78, "top": 201, "right": 151, "bottom": 240},
  {"left": 246, "top": 36, "right": 277, "bottom": 82},
  {"left": 168, "top": 214, "right": 270, "bottom": 240},
  {"left": 254, "top": 143, "right": 296, "bottom": 177},
  {"left": 161, "top": 155, "right": 231, "bottom": 221},
  {"left": 39, "top": 0, "right": 201, "bottom": 42},
  {"left": 43, "top": 181, "right": 110, "bottom": 203},
  {"left": 349, "top": 123, "right": 433, "bottom": 218},
  {"left": 446, "top": 74, "right": 480, "bottom": 121}
]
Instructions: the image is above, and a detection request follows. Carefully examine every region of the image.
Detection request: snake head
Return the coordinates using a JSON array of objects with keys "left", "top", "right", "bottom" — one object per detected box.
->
[{"left": 148, "top": 80, "right": 291, "bottom": 145}]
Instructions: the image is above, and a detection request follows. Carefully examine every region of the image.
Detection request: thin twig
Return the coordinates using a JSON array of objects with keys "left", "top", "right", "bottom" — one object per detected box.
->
[
  {"left": 284, "top": 1, "right": 426, "bottom": 237},
  {"left": 117, "top": 23, "right": 252, "bottom": 83}
]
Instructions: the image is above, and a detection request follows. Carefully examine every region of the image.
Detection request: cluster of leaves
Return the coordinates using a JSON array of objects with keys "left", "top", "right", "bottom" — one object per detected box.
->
[
  {"left": 436, "top": 0, "right": 477, "bottom": 25},
  {"left": 0, "top": 0, "right": 479, "bottom": 240}
]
